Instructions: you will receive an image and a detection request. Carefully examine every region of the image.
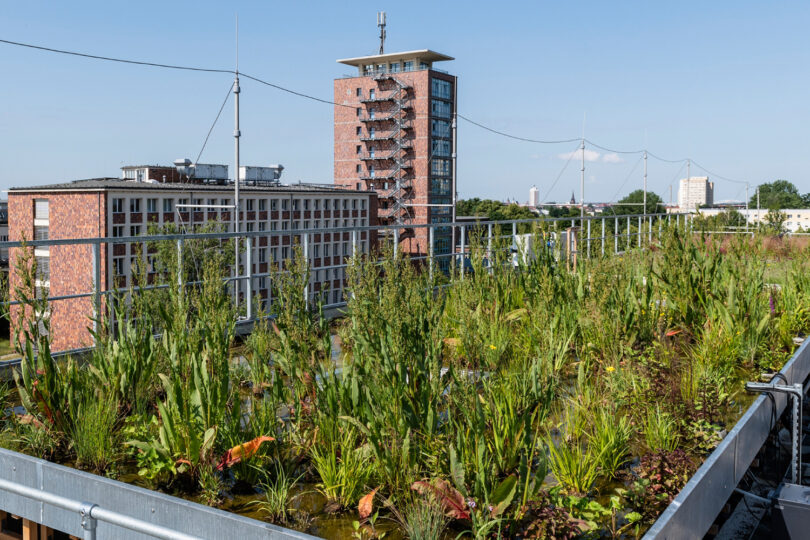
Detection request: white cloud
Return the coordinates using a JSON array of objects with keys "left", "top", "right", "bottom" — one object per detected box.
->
[
  {"left": 558, "top": 149, "right": 600, "bottom": 162},
  {"left": 602, "top": 153, "right": 624, "bottom": 163}
]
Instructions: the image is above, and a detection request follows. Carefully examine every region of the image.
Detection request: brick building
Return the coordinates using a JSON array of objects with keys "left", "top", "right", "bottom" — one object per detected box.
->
[
  {"left": 334, "top": 50, "right": 456, "bottom": 263},
  {"left": 8, "top": 171, "right": 377, "bottom": 352}
]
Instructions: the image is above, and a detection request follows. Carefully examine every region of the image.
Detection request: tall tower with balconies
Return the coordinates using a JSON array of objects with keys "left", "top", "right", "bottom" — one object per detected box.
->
[{"left": 334, "top": 50, "right": 456, "bottom": 260}]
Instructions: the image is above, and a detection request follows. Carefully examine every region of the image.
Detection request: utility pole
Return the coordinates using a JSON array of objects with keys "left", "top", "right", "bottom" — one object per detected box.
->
[
  {"left": 450, "top": 77, "right": 458, "bottom": 262},
  {"left": 580, "top": 138, "right": 585, "bottom": 219},
  {"left": 233, "top": 17, "right": 241, "bottom": 307}
]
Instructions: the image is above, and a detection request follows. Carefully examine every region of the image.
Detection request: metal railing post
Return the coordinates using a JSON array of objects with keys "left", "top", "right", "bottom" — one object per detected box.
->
[
  {"left": 649, "top": 214, "right": 653, "bottom": 243},
  {"left": 487, "top": 223, "right": 493, "bottom": 274},
  {"left": 352, "top": 229, "right": 358, "bottom": 256},
  {"left": 302, "top": 233, "right": 309, "bottom": 304},
  {"left": 512, "top": 221, "right": 517, "bottom": 249},
  {"left": 637, "top": 216, "right": 642, "bottom": 248},
  {"left": 428, "top": 226, "right": 434, "bottom": 281},
  {"left": 245, "top": 237, "right": 253, "bottom": 320},
  {"left": 91, "top": 242, "right": 101, "bottom": 339},
  {"left": 176, "top": 238, "right": 183, "bottom": 297},
  {"left": 601, "top": 218, "right": 605, "bottom": 257},
  {"left": 658, "top": 215, "right": 662, "bottom": 241},
  {"left": 393, "top": 228, "right": 399, "bottom": 257},
  {"left": 626, "top": 216, "right": 631, "bottom": 250},
  {"left": 80, "top": 502, "right": 98, "bottom": 540},
  {"left": 459, "top": 225, "right": 466, "bottom": 281},
  {"left": 586, "top": 219, "right": 591, "bottom": 259},
  {"left": 614, "top": 217, "right": 618, "bottom": 254}
]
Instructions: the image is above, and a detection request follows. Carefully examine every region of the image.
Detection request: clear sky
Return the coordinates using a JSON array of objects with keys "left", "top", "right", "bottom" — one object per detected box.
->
[{"left": 1, "top": 1, "right": 808, "bottom": 204}]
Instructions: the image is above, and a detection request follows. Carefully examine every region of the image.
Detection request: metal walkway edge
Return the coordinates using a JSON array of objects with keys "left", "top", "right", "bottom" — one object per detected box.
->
[
  {"left": 0, "top": 448, "right": 317, "bottom": 539},
  {"left": 644, "top": 337, "right": 810, "bottom": 539}
]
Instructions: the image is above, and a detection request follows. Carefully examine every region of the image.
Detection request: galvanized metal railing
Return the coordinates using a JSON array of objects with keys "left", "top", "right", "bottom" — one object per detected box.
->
[
  {"left": 644, "top": 337, "right": 810, "bottom": 538},
  {"left": 0, "top": 448, "right": 316, "bottom": 539},
  {"left": 0, "top": 212, "right": 689, "bottom": 363}
]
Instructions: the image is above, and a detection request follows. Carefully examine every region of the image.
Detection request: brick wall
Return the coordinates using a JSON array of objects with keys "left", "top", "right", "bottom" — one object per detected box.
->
[
  {"left": 334, "top": 70, "right": 455, "bottom": 257},
  {"left": 8, "top": 191, "right": 106, "bottom": 352}
]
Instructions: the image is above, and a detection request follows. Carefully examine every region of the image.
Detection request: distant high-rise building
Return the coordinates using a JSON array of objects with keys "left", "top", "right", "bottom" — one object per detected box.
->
[
  {"left": 334, "top": 49, "right": 457, "bottom": 262},
  {"left": 529, "top": 186, "right": 539, "bottom": 207},
  {"left": 678, "top": 176, "right": 714, "bottom": 211}
]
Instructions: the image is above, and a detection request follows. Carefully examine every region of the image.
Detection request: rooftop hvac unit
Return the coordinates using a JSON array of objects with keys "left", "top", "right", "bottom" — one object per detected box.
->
[{"left": 239, "top": 165, "right": 284, "bottom": 185}]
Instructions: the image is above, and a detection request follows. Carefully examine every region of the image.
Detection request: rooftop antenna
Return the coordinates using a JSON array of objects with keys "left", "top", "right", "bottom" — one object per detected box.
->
[{"left": 377, "top": 11, "right": 386, "bottom": 54}]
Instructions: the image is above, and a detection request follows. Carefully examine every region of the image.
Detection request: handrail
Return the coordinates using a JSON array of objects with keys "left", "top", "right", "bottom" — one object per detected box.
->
[
  {"left": 0, "top": 212, "right": 691, "bottom": 364},
  {"left": 0, "top": 477, "right": 199, "bottom": 540},
  {"left": 0, "top": 213, "right": 685, "bottom": 250},
  {"left": 0, "top": 448, "right": 316, "bottom": 540},
  {"left": 644, "top": 337, "right": 810, "bottom": 538}
]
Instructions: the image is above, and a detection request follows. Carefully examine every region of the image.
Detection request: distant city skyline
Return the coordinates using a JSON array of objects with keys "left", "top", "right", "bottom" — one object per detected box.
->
[{"left": 1, "top": 1, "right": 808, "bottom": 203}]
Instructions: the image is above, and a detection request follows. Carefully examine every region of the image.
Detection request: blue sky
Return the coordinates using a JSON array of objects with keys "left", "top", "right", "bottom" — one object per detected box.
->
[{"left": 1, "top": 1, "right": 808, "bottom": 203}]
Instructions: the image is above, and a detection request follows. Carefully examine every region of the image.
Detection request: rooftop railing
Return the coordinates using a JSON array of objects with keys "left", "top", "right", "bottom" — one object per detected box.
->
[{"left": 1, "top": 212, "right": 691, "bottom": 364}]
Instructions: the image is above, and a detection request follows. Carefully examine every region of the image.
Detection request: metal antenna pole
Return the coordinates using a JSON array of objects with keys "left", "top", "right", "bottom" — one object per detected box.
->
[
  {"left": 233, "top": 16, "right": 241, "bottom": 307},
  {"left": 643, "top": 149, "right": 648, "bottom": 218},
  {"left": 580, "top": 138, "right": 585, "bottom": 219},
  {"left": 685, "top": 159, "right": 691, "bottom": 212},
  {"left": 745, "top": 182, "right": 749, "bottom": 234},
  {"left": 686, "top": 159, "right": 690, "bottom": 183},
  {"left": 377, "top": 12, "right": 386, "bottom": 54}
]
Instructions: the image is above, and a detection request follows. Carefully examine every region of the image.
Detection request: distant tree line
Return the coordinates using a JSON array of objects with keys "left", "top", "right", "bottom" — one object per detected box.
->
[{"left": 748, "top": 180, "right": 810, "bottom": 210}]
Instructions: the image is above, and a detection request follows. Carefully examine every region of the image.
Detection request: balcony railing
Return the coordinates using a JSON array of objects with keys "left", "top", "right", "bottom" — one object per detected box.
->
[{"left": 359, "top": 129, "right": 412, "bottom": 142}]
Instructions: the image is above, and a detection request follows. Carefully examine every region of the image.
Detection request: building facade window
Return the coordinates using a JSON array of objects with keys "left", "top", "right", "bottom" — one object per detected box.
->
[
  {"left": 130, "top": 199, "right": 141, "bottom": 213},
  {"left": 432, "top": 139, "right": 451, "bottom": 157},
  {"left": 431, "top": 119, "right": 451, "bottom": 138},
  {"left": 431, "top": 158, "right": 452, "bottom": 177},
  {"left": 112, "top": 198, "right": 124, "bottom": 214},
  {"left": 431, "top": 99, "right": 452, "bottom": 118},
  {"left": 431, "top": 78, "right": 452, "bottom": 99},
  {"left": 163, "top": 199, "right": 173, "bottom": 212},
  {"left": 147, "top": 198, "right": 158, "bottom": 212}
]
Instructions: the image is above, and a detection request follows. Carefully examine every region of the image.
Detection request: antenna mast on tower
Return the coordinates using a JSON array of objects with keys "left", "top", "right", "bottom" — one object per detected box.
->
[{"left": 377, "top": 11, "right": 386, "bottom": 54}]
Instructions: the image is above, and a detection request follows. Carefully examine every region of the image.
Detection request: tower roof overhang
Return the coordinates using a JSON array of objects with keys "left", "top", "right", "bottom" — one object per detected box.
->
[{"left": 337, "top": 49, "right": 454, "bottom": 67}]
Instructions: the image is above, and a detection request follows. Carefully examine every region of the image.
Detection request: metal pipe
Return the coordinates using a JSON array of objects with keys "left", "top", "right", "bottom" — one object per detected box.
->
[
  {"left": 627, "top": 215, "right": 631, "bottom": 249},
  {"left": 451, "top": 77, "right": 458, "bottom": 259},
  {"left": 601, "top": 218, "right": 605, "bottom": 257},
  {"left": 245, "top": 237, "right": 253, "bottom": 319},
  {"left": 459, "top": 225, "right": 466, "bottom": 281},
  {"left": 233, "top": 68, "right": 241, "bottom": 312},
  {"left": 586, "top": 219, "right": 591, "bottom": 259},
  {"left": 487, "top": 223, "right": 493, "bottom": 273},
  {"left": 0, "top": 478, "right": 201, "bottom": 540},
  {"left": 428, "top": 226, "right": 434, "bottom": 281},
  {"left": 91, "top": 243, "right": 101, "bottom": 339},
  {"left": 614, "top": 216, "right": 618, "bottom": 254}
]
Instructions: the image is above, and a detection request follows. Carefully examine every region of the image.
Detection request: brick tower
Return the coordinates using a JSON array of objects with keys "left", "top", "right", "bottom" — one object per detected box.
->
[{"left": 334, "top": 50, "right": 456, "bottom": 262}]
